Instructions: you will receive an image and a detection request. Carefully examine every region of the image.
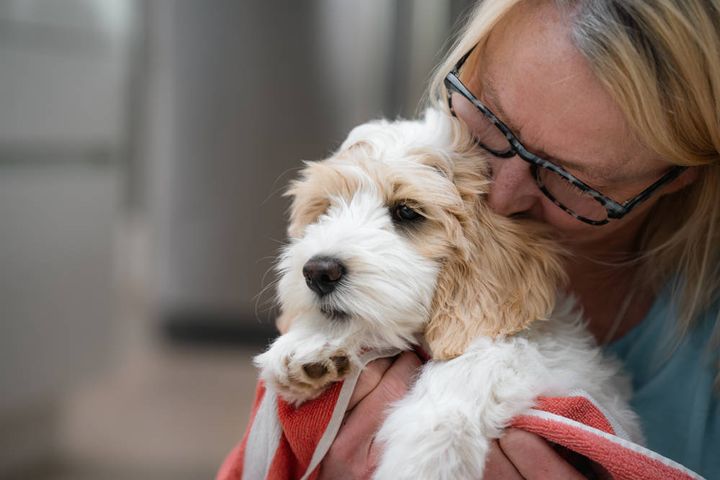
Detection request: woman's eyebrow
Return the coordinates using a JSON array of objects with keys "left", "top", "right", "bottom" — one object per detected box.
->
[
  {"left": 482, "top": 80, "right": 608, "bottom": 180},
  {"left": 531, "top": 146, "right": 603, "bottom": 178},
  {"left": 482, "top": 81, "right": 522, "bottom": 133}
]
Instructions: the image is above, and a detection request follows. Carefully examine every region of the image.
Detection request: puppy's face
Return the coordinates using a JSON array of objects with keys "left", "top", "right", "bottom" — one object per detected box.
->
[{"left": 277, "top": 110, "right": 565, "bottom": 358}]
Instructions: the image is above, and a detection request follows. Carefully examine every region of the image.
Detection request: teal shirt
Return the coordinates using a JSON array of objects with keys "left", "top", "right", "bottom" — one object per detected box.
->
[{"left": 606, "top": 291, "right": 720, "bottom": 479}]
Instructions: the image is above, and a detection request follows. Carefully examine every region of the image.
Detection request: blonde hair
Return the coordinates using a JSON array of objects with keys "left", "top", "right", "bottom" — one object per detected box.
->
[{"left": 427, "top": 0, "right": 720, "bottom": 359}]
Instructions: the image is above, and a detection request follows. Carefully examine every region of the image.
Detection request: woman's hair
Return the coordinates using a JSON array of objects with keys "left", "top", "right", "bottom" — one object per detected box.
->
[{"left": 427, "top": 0, "right": 720, "bottom": 362}]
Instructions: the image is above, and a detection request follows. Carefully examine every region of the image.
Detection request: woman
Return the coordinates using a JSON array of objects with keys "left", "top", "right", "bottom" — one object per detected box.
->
[{"left": 319, "top": 0, "right": 720, "bottom": 478}]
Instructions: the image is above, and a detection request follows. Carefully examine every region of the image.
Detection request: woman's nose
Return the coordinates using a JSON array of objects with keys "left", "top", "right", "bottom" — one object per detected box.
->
[{"left": 487, "top": 156, "right": 542, "bottom": 217}]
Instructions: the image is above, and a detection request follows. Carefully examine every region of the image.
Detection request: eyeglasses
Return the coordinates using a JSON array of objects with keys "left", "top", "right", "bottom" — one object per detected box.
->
[{"left": 444, "top": 48, "right": 687, "bottom": 226}]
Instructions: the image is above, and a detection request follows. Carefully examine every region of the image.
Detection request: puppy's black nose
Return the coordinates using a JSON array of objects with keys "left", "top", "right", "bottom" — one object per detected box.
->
[{"left": 302, "top": 256, "right": 345, "bottom": 297}]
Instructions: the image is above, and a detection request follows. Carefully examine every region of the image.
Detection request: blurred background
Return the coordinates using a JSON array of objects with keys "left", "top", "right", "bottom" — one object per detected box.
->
[{"left": 0, "top": 1, "right": 474, "bottom": 478}]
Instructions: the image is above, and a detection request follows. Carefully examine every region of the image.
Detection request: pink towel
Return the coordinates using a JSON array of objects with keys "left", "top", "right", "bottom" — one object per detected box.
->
[{"left": 217, "top": 351, "right": 703, "bottom": 480}]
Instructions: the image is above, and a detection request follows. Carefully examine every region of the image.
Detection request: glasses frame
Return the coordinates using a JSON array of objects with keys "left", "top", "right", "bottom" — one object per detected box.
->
[{"left": 444, "top": 48, "right": 687, "bottom": 226}]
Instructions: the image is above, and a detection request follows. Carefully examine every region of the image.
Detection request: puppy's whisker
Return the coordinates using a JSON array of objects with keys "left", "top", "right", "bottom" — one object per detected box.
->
[
  {"left": 253, "top": 276, "right": 281, "bottom": 320},
  {"left": 260, "top": 166, "right": 306, "bottom": 207}
]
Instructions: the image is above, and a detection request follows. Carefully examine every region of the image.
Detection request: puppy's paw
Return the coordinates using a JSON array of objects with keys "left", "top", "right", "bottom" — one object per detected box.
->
[{"left": 254, "top": 335, "right": 355, "bottom": 405}]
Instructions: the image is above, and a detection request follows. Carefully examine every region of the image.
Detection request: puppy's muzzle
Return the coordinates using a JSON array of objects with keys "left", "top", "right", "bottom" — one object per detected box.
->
[{"left": 302, "top": 256, "right": 346, "bottom": 297}]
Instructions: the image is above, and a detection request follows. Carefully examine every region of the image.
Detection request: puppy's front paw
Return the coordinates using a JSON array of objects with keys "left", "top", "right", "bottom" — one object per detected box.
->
[{"left": 254, "top": 335, "right": 355, "bottom": 405}]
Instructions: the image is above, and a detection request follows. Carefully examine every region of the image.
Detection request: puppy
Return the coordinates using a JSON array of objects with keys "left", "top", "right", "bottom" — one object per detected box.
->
[{"left": 254, "top": 109, "right": 640, "bottom": 479}]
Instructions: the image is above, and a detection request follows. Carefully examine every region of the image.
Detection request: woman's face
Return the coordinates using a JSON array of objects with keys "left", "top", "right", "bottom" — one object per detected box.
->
[{"left": 455, "top": 2, "right": 689, "bottom": 254}]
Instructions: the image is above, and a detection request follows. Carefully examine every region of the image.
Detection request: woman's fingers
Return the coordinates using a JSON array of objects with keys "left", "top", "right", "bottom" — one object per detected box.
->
[
  {"left": 342, "top": 352, "right": 421, "bottom": 448},
  {"left": 319, "top": 351, "right": 422, "bottom": 480},
  {"left": 498, "top": 429, "right": 586, "bottom": 480},
  {"left": 351, "top": 352, "right": 422, "bottom": 464},
  {"left": 346, "top": 356, "right": 394, "bottom": 411},
  {"left": 483, "top": 440, "right": 524, "bottom": 479}
]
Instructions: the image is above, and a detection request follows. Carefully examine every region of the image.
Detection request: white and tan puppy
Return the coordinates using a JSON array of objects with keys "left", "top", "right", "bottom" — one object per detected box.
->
[{"left": 254, "top": 109, "right": 640, "bottom": 479}]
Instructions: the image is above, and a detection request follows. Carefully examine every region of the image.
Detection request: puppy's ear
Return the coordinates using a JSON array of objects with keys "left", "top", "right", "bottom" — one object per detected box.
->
[
  {"left": 284, "top": 162, "right": 330, "bottom": 239},
  {"left": 285, "top": 148, "right": 368, "bottom": 238},
  {"left": 424, "top": 167, "right": 566, "bottom": 360}
]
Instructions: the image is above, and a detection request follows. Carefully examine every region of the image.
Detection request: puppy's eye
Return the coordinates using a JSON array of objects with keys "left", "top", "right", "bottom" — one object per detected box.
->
[{"left": 392, "top": 203, "right": 423, "bottom": 222}]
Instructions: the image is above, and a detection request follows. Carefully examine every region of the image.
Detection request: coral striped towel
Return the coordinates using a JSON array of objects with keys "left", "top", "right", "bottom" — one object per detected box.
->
[{"left": 217, "top": 349, "right": 704, "bottom": 480}]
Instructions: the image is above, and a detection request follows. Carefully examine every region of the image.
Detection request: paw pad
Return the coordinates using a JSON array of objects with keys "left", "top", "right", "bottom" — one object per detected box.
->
[
  {"left": 331, "top": 355, "right": 350, "bottom": 375},
  {"left": 302, "top": 362, "right": 329, "bottom": 379}
]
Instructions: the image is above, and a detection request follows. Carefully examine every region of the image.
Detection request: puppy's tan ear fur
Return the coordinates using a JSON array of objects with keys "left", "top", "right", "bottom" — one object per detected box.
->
[
  {"left": 284, "top": 162, "right": 330, "bottom": 239},
  {"left": 425, "top": 161, "right": 566, "bottom": 360},
  {"left": 285, "top": 143, "right": 372, "bottom": 238}
]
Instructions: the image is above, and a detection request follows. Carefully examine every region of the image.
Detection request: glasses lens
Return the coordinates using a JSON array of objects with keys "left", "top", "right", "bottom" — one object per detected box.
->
[
  {"left": 536, "top": 167, "right": 608, "bottom": 222},
  {"left": 450, "top": 90, "right": 512, "bottom": 155}
]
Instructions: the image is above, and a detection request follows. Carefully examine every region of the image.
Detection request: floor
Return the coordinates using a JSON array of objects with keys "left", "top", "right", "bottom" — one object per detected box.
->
[{"left": 21, "top": 343, "right": 261, "bottom": 480}]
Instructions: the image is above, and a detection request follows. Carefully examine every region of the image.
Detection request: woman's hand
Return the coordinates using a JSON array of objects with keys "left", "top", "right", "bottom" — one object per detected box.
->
[
  {"left": 318, "top": 351, "right": 422, "bottom": 480},
  {"left": 317, "top": 352, "right": 585, "bottom": 480}
]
